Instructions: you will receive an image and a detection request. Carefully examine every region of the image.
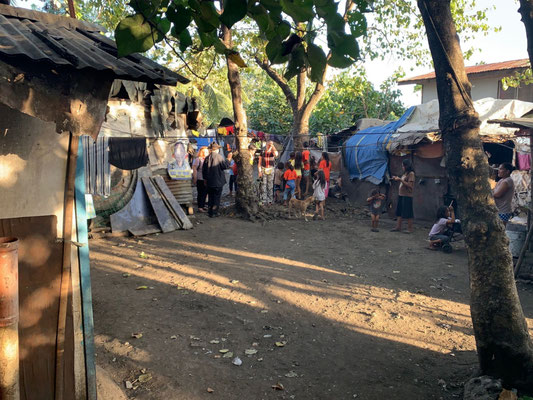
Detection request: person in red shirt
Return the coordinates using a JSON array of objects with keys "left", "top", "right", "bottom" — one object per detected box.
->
[
  {"left": 302, "top": 142, "right": 311, "bottom": 195},
  {"left": 318, "top": 152, "right": 332, "bottom": 198},
  {"left": 283, "top": 163, "right": 297, "bottom": 206}
]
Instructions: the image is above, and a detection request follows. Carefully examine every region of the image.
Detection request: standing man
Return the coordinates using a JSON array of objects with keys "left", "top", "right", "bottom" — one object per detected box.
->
[
  {"left": 202, "top": 142, "right": 231, "bottom": 218},
  {"left": 258, "top": 140, "right": 278, "bottom": 206}
]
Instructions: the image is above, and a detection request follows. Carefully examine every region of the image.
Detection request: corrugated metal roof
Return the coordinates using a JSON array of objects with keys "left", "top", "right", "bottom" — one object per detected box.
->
[
  {"left": 398, "top": 59, "right": 530, "bottom": 85},
  {"left": 0, "top": 4, "right": 189, "bottom": 85}
]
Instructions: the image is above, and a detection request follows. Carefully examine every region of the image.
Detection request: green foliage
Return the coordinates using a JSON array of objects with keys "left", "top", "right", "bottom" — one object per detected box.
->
[
  {"left": 112, "top": 0, "right": 367, "bottom": 84},
  {"left": 501, "top": 68, "right": 533, "bottom": 90},
  {"left": 309, "top": 68, "right": 405, "bottom": 135},
  {"left": 364, "top": 0, "right": 500, "bottom": 66}
]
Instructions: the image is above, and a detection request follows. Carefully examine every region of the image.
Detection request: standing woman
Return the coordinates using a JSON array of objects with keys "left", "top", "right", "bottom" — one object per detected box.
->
[
  {"left": 392, "top": 159, "right": 415, "bottom": 233},
  {"left": 493, "top": 162, "right": 515, "bottom": 226},
  {"left": 318, "top": 152, "right": 332, "bottom": 198},
  {"left": 192, "top": 146, "right": 209, "bottom": 212}
]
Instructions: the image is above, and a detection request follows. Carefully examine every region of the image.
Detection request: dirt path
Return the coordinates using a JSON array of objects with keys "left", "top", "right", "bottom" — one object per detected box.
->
[{"left": 90, "top": 202, "right": 533, "bottom": 399}]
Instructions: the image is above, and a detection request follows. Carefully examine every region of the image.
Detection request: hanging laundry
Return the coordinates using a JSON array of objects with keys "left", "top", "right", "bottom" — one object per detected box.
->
[
  {"left": 517, "top": 152, "right": 531, "bottom": 170},
  {"left": 108, "top": 137, "right": 148, "bottom": 170},
  {"left": 81, "top": 135, "right": 111, "bottom": 197}
]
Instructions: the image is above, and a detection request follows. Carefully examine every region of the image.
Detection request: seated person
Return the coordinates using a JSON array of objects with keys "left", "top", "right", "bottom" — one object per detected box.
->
[{"left": 428, "top": 205, "right": 455, "bottom": 249}]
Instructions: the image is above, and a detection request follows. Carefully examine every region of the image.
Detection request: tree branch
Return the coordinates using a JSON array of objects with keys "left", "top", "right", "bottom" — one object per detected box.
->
[
  {"left": 296, "top": 70, "right": 306, "bottom": 111},
  {"left": 255, "top": 56, "right": 297, "bottom": 112}
]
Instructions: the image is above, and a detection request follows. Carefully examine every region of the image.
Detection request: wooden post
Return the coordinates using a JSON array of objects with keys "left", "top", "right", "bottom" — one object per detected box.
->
[
  {"left": 0, "top": 237, "right": 19, "bottom": 400},
  {"left": 55, "top": 132, "right": 78, "bottom": 400}
]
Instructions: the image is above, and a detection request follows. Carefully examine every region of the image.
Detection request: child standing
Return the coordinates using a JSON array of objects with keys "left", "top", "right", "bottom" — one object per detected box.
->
[
  {"left": 228, "top": 154, "right": 237, "bottom": 196},
  {"left": 283, "top": 163, "right": 297, "bottom": 205},
  {"left": 313, "top": 170, "right": 327, "bottom": 220},
  {"left": 367, "top": 189, "right": 385, "bottom": 232},
  {"left": 318, "top": 152, "right": 332, "bottom": 198},
  {"left": 294, "top": 151, "right": 303, "bottom": 199},
  {"left": 274, "top": 162, "right": 284, "bottom": 203},
  {"left": 428, "top": 205, "right": 455, "bottom": 249}
]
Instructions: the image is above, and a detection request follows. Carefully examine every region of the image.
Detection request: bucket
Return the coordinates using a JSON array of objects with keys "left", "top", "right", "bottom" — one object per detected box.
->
[{"left": 506, "top": 225, "right": 526, "bottom": 258}]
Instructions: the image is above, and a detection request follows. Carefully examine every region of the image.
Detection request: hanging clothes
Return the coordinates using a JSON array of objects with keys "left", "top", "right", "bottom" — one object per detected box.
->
[
  {"left": 108, "top": 137, "right": 148, "bottom": 170},
  {"left": 517, "top": 152, "right": 531, "bottom": 170},
  {"left": 81, "top": 135, "right": 111, "bottom": 197}
]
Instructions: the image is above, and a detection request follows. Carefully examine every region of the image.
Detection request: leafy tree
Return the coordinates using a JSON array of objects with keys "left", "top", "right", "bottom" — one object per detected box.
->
[
  {"left": 309, "top": 69, "right": 405, "bottom": 135},
  {"left": 113, "top": 0, "right": 369, "bottom": 216},
  {"left": 417, "top": 0, "right": 533, "bottom": 391}
]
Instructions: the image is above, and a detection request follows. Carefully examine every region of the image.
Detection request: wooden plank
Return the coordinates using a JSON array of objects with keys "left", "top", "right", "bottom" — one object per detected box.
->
[
  {"left": 129, "top": 225, "right": 161, "bottom": 237},
  {"left": 75, "top": 137, "right": 97, "bottom": 400},
  {"left": 56, "top": 131, "right": 78, "bottom": 400},
  {"left": 141, "top": 177, "right": 178, "bottom": 233},
  {"left": 0, "top": 216, "right": 62, "bottom": 400},
  {"left": 152, "top": 176, "right": 193, "bottom": 230}
]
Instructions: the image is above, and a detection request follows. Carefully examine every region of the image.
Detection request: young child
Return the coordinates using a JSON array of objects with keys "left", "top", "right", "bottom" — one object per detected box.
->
[
  {"left": 367, "top": 189, "right": 386, "bottom": 232},
  {"left": 428, "top": 205, "right": 455, "bottom": 249},
  {"left": 228, "top": 154, "right": 237, "bottom": 196},
  {"left": 283, "top": 163, "right": 297, "bottom": 205},
  {"left": 313, "top": 170, "right": 327, "bottom": 220},
  {"left": 274, "top": 162, "right": 284, "bottom": 203}
]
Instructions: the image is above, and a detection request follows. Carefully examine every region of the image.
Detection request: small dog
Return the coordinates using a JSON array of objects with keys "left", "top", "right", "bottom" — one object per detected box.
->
[{"left": 288, "top": 196, "right": 315, "bottom": 221}]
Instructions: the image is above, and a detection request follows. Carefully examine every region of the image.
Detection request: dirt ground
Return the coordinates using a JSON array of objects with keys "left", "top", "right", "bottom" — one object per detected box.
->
[{"left": 90, "top": 199, "right": 533, "bottom": 400}]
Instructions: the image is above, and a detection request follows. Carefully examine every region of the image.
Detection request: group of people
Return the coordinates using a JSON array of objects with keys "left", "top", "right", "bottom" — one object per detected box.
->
[{"left": 191, "top": 140, "right": 333, "bottom": 219}]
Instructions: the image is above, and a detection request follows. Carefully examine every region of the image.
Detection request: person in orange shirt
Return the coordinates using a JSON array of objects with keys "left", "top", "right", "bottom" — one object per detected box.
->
[
  {"left": 318, "top": 152, "right": 332, "bottom": 198},
  {"left": 283, "top": 163, "right": 298, "bottom": 206},
  {"left": 302, "top": 142, "right": 311, "bottom": 195}
]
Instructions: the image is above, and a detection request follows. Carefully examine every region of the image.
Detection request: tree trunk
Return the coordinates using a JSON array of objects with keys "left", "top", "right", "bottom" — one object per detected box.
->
[
  {"left": 519, "top": 1, "right": 533, "bottom": 84},
  {"left": 418, "top": 0, "right": 533, "bottom": 390},
  {"left": 222, "top": 26, "right": 258, "bottom": 218}
]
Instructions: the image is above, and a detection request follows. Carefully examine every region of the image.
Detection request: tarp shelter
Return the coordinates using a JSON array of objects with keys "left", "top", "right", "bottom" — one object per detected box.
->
[
  {"left": 0, "top": 4, "right": 187, "bottom": 399},
  {"left": 345, "top": 99, "right": 533, "bottom": 184},
  {"left": 345, "top": 107, "right": 415, "bottom": 184}
]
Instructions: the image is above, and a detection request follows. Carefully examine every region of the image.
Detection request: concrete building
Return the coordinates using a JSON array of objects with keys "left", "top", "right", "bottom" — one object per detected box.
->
[{"left": 399, "top": 59, "right": 531, "bottom": 104}]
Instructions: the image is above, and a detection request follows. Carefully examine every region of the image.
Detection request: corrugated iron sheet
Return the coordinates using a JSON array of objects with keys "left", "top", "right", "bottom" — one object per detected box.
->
[
  {"left": 0, "top": 4, "right": 189, "bottom": 85},
  {"left": 399, "top": 59, "right": 530, "bottom": 85}
]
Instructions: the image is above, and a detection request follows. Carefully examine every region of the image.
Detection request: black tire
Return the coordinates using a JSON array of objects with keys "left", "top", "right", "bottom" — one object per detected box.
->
[{"left": 442, "top": 243, "right": 453, "bottom": 253}]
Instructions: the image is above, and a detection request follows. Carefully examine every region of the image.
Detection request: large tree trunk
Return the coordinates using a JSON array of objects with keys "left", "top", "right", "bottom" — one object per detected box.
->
[
  {"left": 519, "top": 1, "right": 533, "bottom": 83},
  {"left": 418, "top": 0, "right": 533, "bottom": 390},
  {"left": 222, "top": 26, "right": 258, "bottom": 218}
]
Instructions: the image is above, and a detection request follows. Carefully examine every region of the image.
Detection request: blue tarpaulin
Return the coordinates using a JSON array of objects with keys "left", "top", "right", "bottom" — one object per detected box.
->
[{"left": 345, "top": 107, "right": 415, "bottom": 184}]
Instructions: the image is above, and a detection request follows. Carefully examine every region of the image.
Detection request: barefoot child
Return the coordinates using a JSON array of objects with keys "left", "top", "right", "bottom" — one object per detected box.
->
[
  {"left": 283, "top": 163, "right": 297, "bottom": 206},
  {"left": 367, "top": 189, "right": 385, "bottom": 232},
  {"left": 274, "top": 162, "right": 284, "bottom": 203},
  {"left": 428, "top": 205, "right": 455, "bottom": 249},
  {"left": 313, "top": 170, "right": 327, "bottom": 220}
]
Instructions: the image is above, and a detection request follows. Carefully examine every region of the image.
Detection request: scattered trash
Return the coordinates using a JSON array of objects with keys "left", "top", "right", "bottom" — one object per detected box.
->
[
  {"left": 170, "top": 335, "right": 177, "bottom": 340},
  {"left": 252, "top": 342, "right": 259, "bottom": 347},
  {"left": 223, "top": 352, "right": 234, "bottom": 358},
  {"left": 138, "top": 373, "right": 152, "bottom": 383},
  {"left": 210, "top": 340, "right": 220, "bottom": 344},
  {"left": 263, "top": 334, "right": 272, "bottom": 338},
  {"left": 139, "top": 251, "right": 148, "bottom": 259},
  {"left": 219, "top": 349, "right": 230, "bottom": 353},
  {"left": 285, "top": 371, "right": 298, "bottom": 378},
  {"left": 232, "top": 357, "right": 242, "bottom": 366},
  {"left": 207, "top": 387, "right": 214, "bottom": 393},
  {"left": 261, "top": 310, "right": 269, "bottom": 314},
  {"left": 393, "top": 270, "right": 400, "bottom": 274},
  {"left": 124, "top": 380, "right": 133, "bottom": 389},
  {"left": 136, "top": 286, "right": 148, "bottom": 290},
  {"left": 230, "top": 280, "right": 239, "bottom": 284},
  {"left": 245, "top": 349, "right": 258, "bottom": 355},
  {"left": 275, "top": 341, "right": 287, "bottom": 347},
  {"left": 122, "top": 273, "right": 131, "bottom": 278},
  {"left": 272, "top": 382, "right": 284, "bottom": 390},
  {"left": 258, "top": 357, "right": 264, "bottom": 362},
  {"left": 131, "top": 333, "right": 143, "bottom": 339}
]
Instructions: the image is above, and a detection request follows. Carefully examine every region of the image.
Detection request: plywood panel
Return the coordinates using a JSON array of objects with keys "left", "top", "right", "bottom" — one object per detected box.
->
[{"left": 0, "top": 216, "right": 63, "bottom": 400}]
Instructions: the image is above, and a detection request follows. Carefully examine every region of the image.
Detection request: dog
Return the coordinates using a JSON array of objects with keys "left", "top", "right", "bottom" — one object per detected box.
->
[{"left": 288, "top": 196, "right": 315, "bottom": 221}]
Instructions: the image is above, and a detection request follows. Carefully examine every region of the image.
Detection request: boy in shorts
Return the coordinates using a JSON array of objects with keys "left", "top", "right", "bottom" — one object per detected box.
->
[{"left": 367, "top": 189, "right": 385, "bottom": 232}]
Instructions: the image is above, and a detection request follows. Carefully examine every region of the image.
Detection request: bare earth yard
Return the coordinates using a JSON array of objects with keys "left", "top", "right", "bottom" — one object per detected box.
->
[{"left": 90, "top": 201, "right": 533, "bottom": 400}]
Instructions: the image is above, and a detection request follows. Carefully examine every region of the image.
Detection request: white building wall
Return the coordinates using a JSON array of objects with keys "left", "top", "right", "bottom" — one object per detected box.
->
[
  {"left": 420, "top": 76, "right": 499, "bottom": 104},
  {"left": 0, "top": 103, "right": 68, "bottom": 236}
]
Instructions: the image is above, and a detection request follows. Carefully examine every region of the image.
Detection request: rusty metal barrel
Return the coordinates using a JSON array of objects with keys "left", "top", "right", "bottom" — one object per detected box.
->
[{"left": 0, "top": 237, "right": 19, "bottom": 400}]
